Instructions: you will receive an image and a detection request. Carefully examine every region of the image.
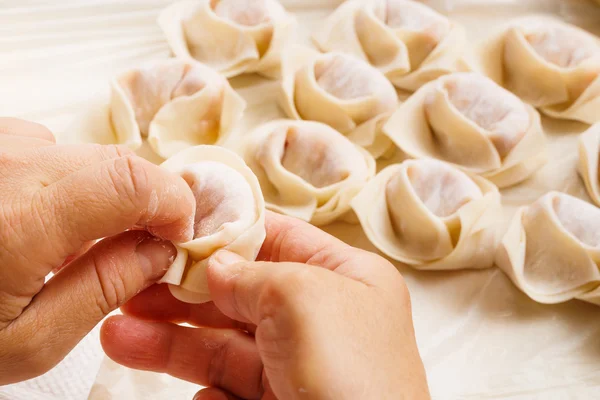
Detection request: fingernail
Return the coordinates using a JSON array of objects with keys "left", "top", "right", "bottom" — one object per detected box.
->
[
  {"left": 209, "top": 250, "right": 245, "bottom": 271},
  {"left": 136, "top": 236, "right": 177, "bottom": 281}
]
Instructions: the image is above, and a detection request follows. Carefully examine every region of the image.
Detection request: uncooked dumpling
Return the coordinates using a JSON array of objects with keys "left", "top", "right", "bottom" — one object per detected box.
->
[
  {"left": 159, "top": 145, "right": 266, "bottom": 303},
  {"left": 313, "top": 0, "right": 468, "bottom": 91},
  {"left": 478, "top": 17, "right": 600, "bottom": 124},
  {"left": 496, "top": 192, "right": 600, "bottom": 305},
  {"left": 240, "top": 119, "right": 375, "bottom": 225},
  {"left": 384, "top": 72, "right": 547, "bottom": 188},
  {"left": 158, "top": 0, "right": 296, "bottom": 78},
  {"left": 578, "top": 124, "right": 600, "bottom": 206},
  {"left": 110, "top": 59, "right": 245, "bottom": 159},
  {"left": 352, "top": 159, "right": 501, "bottom": 270},
  {"left": 280, "top": 46, "right": 399, "bottom": 158}
]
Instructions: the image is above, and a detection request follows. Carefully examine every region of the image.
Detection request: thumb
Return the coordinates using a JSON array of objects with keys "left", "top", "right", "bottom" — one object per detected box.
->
[{"left": 1, "top": 230, "right": 175, "bottom": 383}]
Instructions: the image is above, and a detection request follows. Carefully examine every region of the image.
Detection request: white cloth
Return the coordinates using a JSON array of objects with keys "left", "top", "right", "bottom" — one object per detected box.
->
[{"left": 0, "top": 327, "right": 103, "bottom": 400}]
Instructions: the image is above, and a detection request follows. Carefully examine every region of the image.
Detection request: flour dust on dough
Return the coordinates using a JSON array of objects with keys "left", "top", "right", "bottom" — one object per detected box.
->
[
  {"left": 159, "top": 0, "right": 296, "bottom": 78},
  {"left": 352, "top": 158, "right": 501, "bottom": 270},
  {"left": 383, "top": 72, "right": 547, "bottom": 188},
  {"left": 110, "top": 59, "right": 245, "bottom": 159},
  {"left": 313, "top": 0, "right": 469, "bottom": 92},
  {"left": 477, "top": 16, "right": 600, "bottom": 124},
  {"left": 239, "top": 119, "right": 375, "bottom": 226},
  {"left": 496, "top": 191, "right": 600, "bottom": 305},
  {"left": 159, "top": 145, "right": 266, "bottom": 303},
  {"left": 279, "top": 46, "right": 399, "bottom": 158}
]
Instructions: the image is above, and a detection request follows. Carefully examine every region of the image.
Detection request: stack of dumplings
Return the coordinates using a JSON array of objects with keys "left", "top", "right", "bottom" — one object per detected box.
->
[
  {"left": 313, "top": 0, "right": 468, "bottom": 91},
  {"left": 384, "top": 72, "right": 547, "bottom": 188},
  {"left": 159, "top": 0, "right": 296, "bottom": 78},
  {"left": 110, "top": 59, "right": 245, "bottom": 158},
  {"left": 479, "top": 17, "right": 600, "bottom": 124}
]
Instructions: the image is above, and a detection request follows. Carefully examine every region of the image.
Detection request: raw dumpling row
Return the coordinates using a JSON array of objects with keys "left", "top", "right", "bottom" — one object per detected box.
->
[{"left": 102, "top": 1, "right": 600, "bottom": 306}]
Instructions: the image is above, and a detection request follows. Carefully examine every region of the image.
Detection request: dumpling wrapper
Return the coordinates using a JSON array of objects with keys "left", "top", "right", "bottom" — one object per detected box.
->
[
  {"left": 496, "top": 192, "right": 600, "bottom": 305},
  {"left": 313, "top": 0, "right": 469, "bottom": 92},
  {"left": 240, "top": 119, "right": 375, "bottom": 226},
  {"left": 383, "top": 72, "right": 547, "bottom": 188},
  {"left": 477, "top": 16, "right": 600, "bottom": 124},
  {"left": 110, "top": 59, "right": 245, "bottom": 159},
  {"left": 351, "top": 159, "right": 501, "bottom": 270},
  {"left": 279, "top": 46, "right": 399, "bottom": 158},
  {"left": 158, "top": 0, "right": 296, "bottom": 78},
  {"left": 578, "top": 123, "right": 600, "bottom": 206},
  {"left": 159, "top": 145, "right": 266, "bottom": 303}
]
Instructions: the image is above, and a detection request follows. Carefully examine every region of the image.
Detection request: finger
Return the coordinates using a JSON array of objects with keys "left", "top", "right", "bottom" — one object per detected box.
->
[
  {"left": 259, "top": 211, "right": 347, "bottom": 263},
  {"left": 121, "top": 284, "right": 249, "bottom": 331},
  {"left": 207, "top": 252, "right": 338, "bottom": 325},
  {"left": 31, "top": 154, "right": 195, "bottom": 270},
  {"left": 0, "top": 117, "right": 55, "bottom": 146},
  {"left": 31, "top": 144, "right": 134, "bottom": 184},
  {"left": 1, "top": 230, "right": 177, "bottom": 383},
  {"left": 193, "top": 388, "right": 242, "bottom": 400},
  {"left": 101, "top": 315, "right": 264, "bottom": 399}
]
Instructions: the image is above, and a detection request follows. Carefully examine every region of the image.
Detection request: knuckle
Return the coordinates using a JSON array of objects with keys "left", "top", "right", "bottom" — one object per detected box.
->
[
  {"left": 87, "top": 248, "right": 129, "bottom": 316},
  {"left": 207, "top": 331, "right": 240, "bottom": 388},
  {"left": 258, "top": 268, "right": 315, "bottom": 317},
  {"left": 106, "top": 155, "right": 151, "bottom": 206}
]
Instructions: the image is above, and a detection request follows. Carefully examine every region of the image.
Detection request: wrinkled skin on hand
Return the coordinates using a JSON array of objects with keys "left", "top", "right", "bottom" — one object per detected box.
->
[
  {"left": 102, "top": 211, "right": 430, "bottom": 400},
  {"left": 0, "top": 117, "right": 195, "bottom": 384}
]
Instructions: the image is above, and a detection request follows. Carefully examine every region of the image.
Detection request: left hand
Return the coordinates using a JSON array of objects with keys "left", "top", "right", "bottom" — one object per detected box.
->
[{"left": 0, "top": 118, "right": 196, "bottom": 384}]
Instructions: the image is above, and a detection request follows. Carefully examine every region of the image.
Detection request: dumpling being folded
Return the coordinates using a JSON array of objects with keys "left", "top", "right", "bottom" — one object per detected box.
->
[
  {"left": 351, "top": 159, "right": 501, "bottom": 270},
  {"left": 158, "top": 0, "right": 296, "bottom": 78},
  {"left": 313, "top": 0, "right": 468, "bottom": 92},
  {"left": 110, "top": 59, "right": 245, "bottom": 159},
  {"left": 279, "top": 47, "right": 399, "bottom": 158},
  {"left": 496, "top": 192, "right": 600, "bottom": 305},
  {"left": 240, "top": 119, "right": 376, "bottom": 225},
  {"left": 478, "top": 17, "right": 600, "bottom": 124},
  {"left": 384, "top": 72, "right": 547, "bottom": 188},
  {"left": 159, "top": 145, "right": 266, "bottom": 303}
]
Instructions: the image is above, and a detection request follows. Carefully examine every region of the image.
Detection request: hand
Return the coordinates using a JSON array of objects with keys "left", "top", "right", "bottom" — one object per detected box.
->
[
  {"left": 0, "top": 118, "right": 195, "bottom": 384},
  {"left": 101, "top": 211, "right": 430, "bottom": 399}
]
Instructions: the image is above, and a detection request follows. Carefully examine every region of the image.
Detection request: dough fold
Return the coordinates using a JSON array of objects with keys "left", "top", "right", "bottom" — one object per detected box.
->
[
  {"left": 240, "top": 119, "right": 375, "bottom": 225},
  {"left": 159, "top": 145, "right": 266, "bottom": 303},
  {"left": 313, "top": 0, "right": 469, "bottom": 92},
  {"left": 158, "top": 0, "right": 296, "bottom": 78},
  {"left": 351, "top": 159, "right": 501, "bottom": 270},
  {"left": 477, "top": 17, "right": 600, "bottom": 124},
  {"left": 578, "top": 124, "right": 600, "bottom": 206},
  {"left": 496, "top": 192, "right": 600, "bottom": 305},
  {"left": 110, "top": 59, "right": 245, "bottom": 159},
  {"left": 279, "top": 46, "right": 399, "bottom": 158},
  {"left": 383, "top": 72, "right": 547, "bottom": 188}
]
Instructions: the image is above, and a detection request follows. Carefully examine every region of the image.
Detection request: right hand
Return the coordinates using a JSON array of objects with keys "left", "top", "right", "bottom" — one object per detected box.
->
[{"left": 101, "top": 211, "right": 430, "bottom": 400}]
